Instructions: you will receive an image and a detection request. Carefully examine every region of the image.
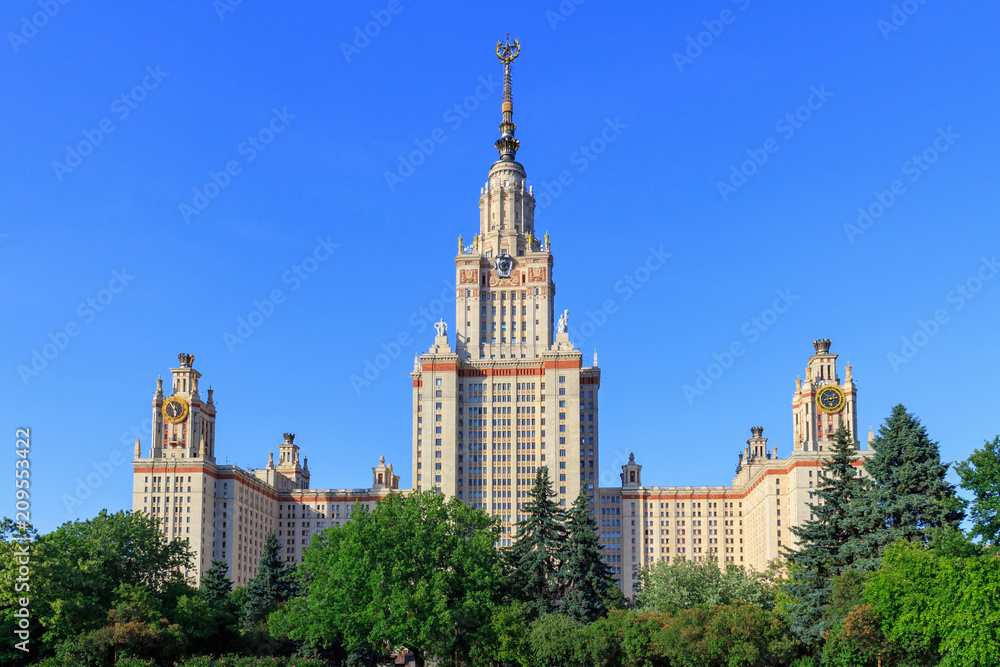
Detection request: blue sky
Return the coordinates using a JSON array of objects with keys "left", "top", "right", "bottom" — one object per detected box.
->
[{"left": 3, "top": 0, "right": 998, "bottom": 533}]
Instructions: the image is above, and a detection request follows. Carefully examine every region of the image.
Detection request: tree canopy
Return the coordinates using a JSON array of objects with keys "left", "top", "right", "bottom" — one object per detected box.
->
[
  {"left": 271, "top": 491, "right": 504, "bottom": 667},
  {"left": 955, "top": 435, "right": 1000, "bottom": 545}
]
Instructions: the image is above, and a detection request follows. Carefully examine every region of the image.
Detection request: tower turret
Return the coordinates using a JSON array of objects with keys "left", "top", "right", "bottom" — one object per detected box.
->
[
  {"left": 149, "top": 353, "right": 217, "bottom": 461},
  {"left": 275, "top": 432, "right": 310, "bottom": 489},
  {"left": 792, "top": 339, "right": 859, "bottom": 451}
]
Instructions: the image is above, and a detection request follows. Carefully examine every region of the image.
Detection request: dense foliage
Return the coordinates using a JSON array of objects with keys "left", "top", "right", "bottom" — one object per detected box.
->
[
  {"left": 638, "top": 554, "right": 779, "bottom": 613},
  {"left": 955, "top": 435, "right": 1000, "bottom": 545},
  {"left": 4, "top": 406, "right": 998, "bottom": 665},
  {"left": 270, "top": 490, "right": 505, "bottom": 666}
]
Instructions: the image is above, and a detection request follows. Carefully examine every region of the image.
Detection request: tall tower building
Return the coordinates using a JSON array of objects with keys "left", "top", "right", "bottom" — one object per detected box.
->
[{"left": 411, "top": 37, "right": 601, "bottom": 544}]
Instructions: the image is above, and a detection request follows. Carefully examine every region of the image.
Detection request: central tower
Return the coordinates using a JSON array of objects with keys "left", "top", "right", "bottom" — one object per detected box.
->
[
  {"left": 455, "top": 36, "right": 555, "bottom": 361},
  {"left": 412, "top": 38, "right": 601, "bottom": 545}
]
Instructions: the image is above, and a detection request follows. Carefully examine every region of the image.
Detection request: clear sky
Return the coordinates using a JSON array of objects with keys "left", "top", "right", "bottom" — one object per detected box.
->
[{"left": 3, "top": 0, "right": 998, "bottom": 533}]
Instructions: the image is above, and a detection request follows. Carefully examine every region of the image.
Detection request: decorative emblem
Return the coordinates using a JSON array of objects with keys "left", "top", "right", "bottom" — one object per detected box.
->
[
  {"left": 528, "top": 267, "right": 547, "bottom": 282},
  {"left": 494, "top": 252, "right": 514, "bottom": 278},
  {"left": 496, "top": 35, "right": 520, "bottom": 63},
  {"left": 163, "top": 396, "right": 189, "bottom": 423},
  {"left": 460, "top": 269, "right": 478, "bottom": 284},
  {"left": 817, "top": 385, "right": 846, "bottom": 414}
]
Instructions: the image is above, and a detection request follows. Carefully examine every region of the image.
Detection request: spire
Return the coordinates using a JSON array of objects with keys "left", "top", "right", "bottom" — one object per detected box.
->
[{"left": 494, "top": 34, "right": 521, "bottom": 161}]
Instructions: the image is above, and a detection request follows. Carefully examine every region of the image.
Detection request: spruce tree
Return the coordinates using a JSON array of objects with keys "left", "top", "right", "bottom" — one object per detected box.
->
[
  {"left": 201, "top": 557, "right": 233, "bottom": 604},
  {"left": 853, "top": 404, "right": 963, "bottom": 568},
  {"left": 558, "top": 489, "right": 615, "bottom": 623},
  {"left": 785, "top": 422, "right": 868, "bottom": 644},
  {"left": 505, "top": 466, "right": 567, "bottom": 618},
  {"left": 240, "top": 532, "right": 293, "bottom": 635}
]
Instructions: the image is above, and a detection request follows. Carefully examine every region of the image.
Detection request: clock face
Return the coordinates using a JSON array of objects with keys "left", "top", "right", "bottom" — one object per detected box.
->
[
  {"left": 494, "top": 253, "right": 514, "bottom": 278},
  {"left": 817, "top": 386, "right": 845, "bottom": 414},
  {"left": 163, "top": 397, "right": 189, "bottom": 423}
]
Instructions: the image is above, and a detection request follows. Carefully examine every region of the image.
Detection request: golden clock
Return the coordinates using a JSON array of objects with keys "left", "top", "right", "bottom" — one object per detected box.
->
[
  {"left": 163, "top": 397, "right": 189, "bottom": 423},
  {"left": 817, "top": 385, "right": 845, "bottom": 414}
]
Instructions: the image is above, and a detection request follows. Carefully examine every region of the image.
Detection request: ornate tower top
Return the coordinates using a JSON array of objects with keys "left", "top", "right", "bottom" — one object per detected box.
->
[
  {"left": 283, "top": 433, "right": 295, "bottom": 444},
  {"left": 178, "top": 352, "right": 195, "bottom": 366},
  {"left": 750, "top": 426, "right": 764, "bottom": 438},
  {"left": 494, "top": 34, "right": 521, "bottom": 161},
  {"left": 813, "top": 339, "right": 831, "bottom": 354}
]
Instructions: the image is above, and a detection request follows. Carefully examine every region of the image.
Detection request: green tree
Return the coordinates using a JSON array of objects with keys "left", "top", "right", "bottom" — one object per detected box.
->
[
  {"left": 558, "top": 489, "right": 616, "bottom": 623},
  {"left": 240, "top": 532, "right": 293, "bottom": 637},
  {"left": 654, "top": 604, "right": 800, "bottom": 667},
  {"left": 30, "top": 510, "right": 191, "bottom": 654},
  {"left": 53, "top": 612, "right": 187, "bottom": 667},
  {"left": 188, "top": 558, "right": 240, "bottom": 654},
  {"left": 955, "top": 435, "right": 1000, "bottom": 545},
  {"left": 469, "top": 600, "right": 533, "bottom": 667},
  {"left": 638, "top": 557, "right": 777, "bottom": 613},
  {"left": 820, "top": 570, "right": 898, "bottom": 667},
  {"left": 506, "top": 466, "right": 566, "bottom": 618},
  {"left": 855, "top": 404, "right": 963, "bottom": 568},
  {"left": 201, "top": 558, "right": 233, "bottom": 603},
  {"left": 784, "top": 422, "right": 869, "bottom": 644},
  {"left": 271, "top": 491, "right": 504, "bottom": 667},
  {"left": 527, "top": 613, "right": 589, "bottom": 667},
  {"left": 864, "top": 528, "right": 1000, "bottom": 667}
]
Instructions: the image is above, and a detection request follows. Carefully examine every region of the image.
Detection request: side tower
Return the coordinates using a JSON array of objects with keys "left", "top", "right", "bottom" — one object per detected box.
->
[
  {"left": 152, "top": 353, "right": 217, "bottom": 461},
  {"left": 133, "top": 353, "right": 216, "bottom": 583},
  {"left": 792, "top": 339, "right": 858, "bottom": 451},
  {"left": 411, "top": 37, "right": 601, "bottom": 544}
]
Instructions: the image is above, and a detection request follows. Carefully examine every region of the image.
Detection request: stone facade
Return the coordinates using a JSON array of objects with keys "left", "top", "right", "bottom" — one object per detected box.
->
[
  {"left": 132, "top": 45, "right": 873, "bottom": 596},
  {"left": 132, "top": 354, "right": 400, "bottom": 587},
  {"left": 599, "top": 341, "right": 873, "bottom": 594}
]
